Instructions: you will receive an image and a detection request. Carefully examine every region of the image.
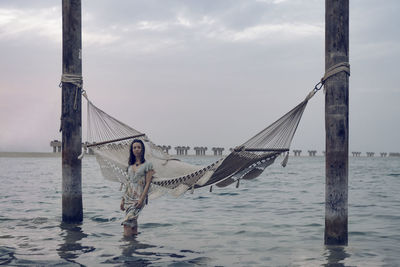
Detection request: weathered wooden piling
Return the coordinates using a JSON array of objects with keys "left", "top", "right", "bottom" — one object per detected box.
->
[
  {"left": 61, "top": 0, "right": 83, "bottom": 223},
  {"left": 325, "top": 0, "right": 349, "bottom": 245}
]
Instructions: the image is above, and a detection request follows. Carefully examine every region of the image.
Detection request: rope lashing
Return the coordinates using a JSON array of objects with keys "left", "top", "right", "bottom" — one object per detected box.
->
[
  {"left": 305, "top": 62, "right": 350, "bottom": 101},
  {"left": 321, "top": 62, "right": 350, "bottom": 84},
  {"left": 59, "top": 74, "right": 83, "bottom": 110}
]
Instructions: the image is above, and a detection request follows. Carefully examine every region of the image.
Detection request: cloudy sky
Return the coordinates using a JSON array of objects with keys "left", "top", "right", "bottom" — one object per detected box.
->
[{"left": 0, "top": 0, "right": 399, "bottom": 154}]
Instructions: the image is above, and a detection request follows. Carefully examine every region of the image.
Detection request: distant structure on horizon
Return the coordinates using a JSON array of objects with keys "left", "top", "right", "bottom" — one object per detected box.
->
[
  {"left": 158, "top": 145, "right": 171, "bottom": 154},
  {"left": 49, "top": 140, "right": 399, "bottom": 157},
  {"left": 293, "top": 150, "right": 302, "bottom": 156},
  {"left": 308, "top": 150, "right": 317, "bottom": 156},
  {"left": 193, "top": 147, "right": 207, "bottom": 156},
  {"left": 50, "top": 140, "right": 93, "bottom": 155},
  {"left": 211, "top": 147, "right": 224, "bottom": 156},
  {"left": 174, "top": 146, "right": 190, "bottom": 155},
  {"left": 50, "top": 140, "right": 61, "bottom": 153}
]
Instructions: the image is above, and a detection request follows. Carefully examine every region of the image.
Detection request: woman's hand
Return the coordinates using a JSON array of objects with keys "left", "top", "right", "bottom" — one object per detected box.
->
[
  {"left": 135, "top": 199, "right": 143, "bottom": 209},
  {"left": 120, "top": 199, "right": 125, "bottom": 211}
]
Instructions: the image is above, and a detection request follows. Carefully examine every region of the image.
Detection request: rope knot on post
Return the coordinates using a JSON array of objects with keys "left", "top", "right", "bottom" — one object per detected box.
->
[
  {"left": 60, "top": 73, "right": 83, "bottom": 88},
  {"left": 321, "top": 62, "right": 350, "bottom": 84},
  {"left": 60, "top": 73, "right": 83, "bottom": 110}
]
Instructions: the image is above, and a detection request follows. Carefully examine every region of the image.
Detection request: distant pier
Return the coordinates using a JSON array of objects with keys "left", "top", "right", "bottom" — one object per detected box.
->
[
  {"left": 193, "top": 147, "right": 207, "bottom": 156},
  {"left": 308, "top": 150, "right": 317, "bottom": 156},
  {"left": 48, "top": 140, "right": 400, "bottom": 157},
  {"left": 50, "top": 140, "right": 62, "bottom": 153},
  {"left": 50, "top": 140, "right": 93, "bottom": 154},
  {"left": 159, "top": 145, "right": 171, "bottom": 154},
  {"left": 211, "top": 147, "right": 224, "bottom": 156},
  {"left": 175, "top": 146, "right": 190, "bottom": 155},
  {"left": 293, "top": 150, "right": 302, "bottom": 156}
]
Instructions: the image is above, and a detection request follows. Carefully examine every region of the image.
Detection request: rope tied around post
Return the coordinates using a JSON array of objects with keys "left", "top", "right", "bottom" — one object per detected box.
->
[
  {"left": 321, "top": 62, "right": 350, "bottom": 84},
  {"left": 305, "top": 62, "right": 350, "bottom": 101},
  {"left": 58, "top": 74, "right": 84, "bottom": 147},
  {"left": 59, "top": 73, "right": 83, "bottom": 110}
]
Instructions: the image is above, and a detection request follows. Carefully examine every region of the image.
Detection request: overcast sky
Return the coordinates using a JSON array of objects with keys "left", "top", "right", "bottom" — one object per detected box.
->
[{"left": 0, "top": 0, "right": 399, "bottom": 154}]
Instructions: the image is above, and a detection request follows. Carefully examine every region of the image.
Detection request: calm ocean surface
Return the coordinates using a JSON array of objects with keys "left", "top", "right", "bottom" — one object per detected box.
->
[{"left": 0, "top": 155, "right": 399, "bottom": 266}]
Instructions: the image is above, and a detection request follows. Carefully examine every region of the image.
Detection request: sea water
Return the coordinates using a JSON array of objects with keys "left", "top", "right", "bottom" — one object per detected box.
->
[{"left": 0, "top": 155, "right": 399, "bottom": 266}]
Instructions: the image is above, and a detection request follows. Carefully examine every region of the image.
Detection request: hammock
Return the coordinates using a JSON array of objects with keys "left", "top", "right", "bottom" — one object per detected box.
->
[
  {"left": 83, "top": 87, "right": 317, "bottom": 199},
  {"left": 59, "top": 62, "right": 349, "bottom": 199}
]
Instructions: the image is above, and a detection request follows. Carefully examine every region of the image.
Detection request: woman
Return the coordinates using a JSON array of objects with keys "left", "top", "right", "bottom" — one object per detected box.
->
[{"left": 120, "top": 139, "right": 154, "bottom": 236}]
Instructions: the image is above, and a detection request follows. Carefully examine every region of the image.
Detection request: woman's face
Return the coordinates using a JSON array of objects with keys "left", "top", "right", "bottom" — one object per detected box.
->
[{"left": 132, "top": 142, "right": 143, "bottom": 158}]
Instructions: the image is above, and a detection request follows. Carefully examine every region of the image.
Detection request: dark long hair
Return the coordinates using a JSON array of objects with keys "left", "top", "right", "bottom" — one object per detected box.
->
[{"left": 128, "top": 139, "right": 146, "bottom": 166}]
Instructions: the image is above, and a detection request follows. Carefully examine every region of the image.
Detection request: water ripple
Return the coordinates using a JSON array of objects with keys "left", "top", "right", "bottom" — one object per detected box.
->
[{"left": 1, "top": 156, "right": 399, "bottom": 266}]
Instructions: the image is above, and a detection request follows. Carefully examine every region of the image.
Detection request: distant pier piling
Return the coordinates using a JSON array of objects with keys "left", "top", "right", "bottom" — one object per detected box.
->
[
  {"left": 293, "top": 150, "right": 302, "bottom": 156},
  {"left": 166, "top": 146, "right": 171, "bottom": 154},
  {"left": 160, "top": 145, "right": 171, "bottom": 154},
  {"left": 175, "top": 146, "right": 189, "bottom": 155},
  {"left": 308, "top": 150, "right": 317, "bottom": 156},
  {"left": 174, "top": 146, "right": 183, "bottom": 155},
  {"left": 50, "top": 140, "right": 62, "bottom": 153},
  {"left": 194, "top": 147, "right": 207, "bottom": 156},
  {"left": 325, "top": 0, "right": 349, "bottom": 245},
  {"left": 212, "top": 147, "right": 224, "bottom": 156},
  {"left": 61, "top": 0, "right": 83, "bottom": 223}
]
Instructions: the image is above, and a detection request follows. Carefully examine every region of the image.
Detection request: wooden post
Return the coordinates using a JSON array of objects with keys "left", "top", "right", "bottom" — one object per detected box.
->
[
  {"left": 61, "top": 0, "right": 83, "bottom": 222},
  {"left": 325, "top": 0, "right": 349, "bottom": 245}
]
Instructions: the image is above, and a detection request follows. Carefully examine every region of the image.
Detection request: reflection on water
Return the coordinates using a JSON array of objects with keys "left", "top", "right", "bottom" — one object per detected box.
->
[
  {"left": 57, "top": 222, "right": 94, "bottom": 265},
  {"left": 323, "top": 245, "right": 351, "bottom": 267},
  {"left": 1, "top": 156, "right": 399, "bottom": 266},
  {"left": 43, "top": 220, "right": 167, "bottom": 266},
  {"left": 103, "top": 237, "right": 157, "bottom": 266},
  {"left": 0, "top": 246, "right": 16, "bottom": 265}
]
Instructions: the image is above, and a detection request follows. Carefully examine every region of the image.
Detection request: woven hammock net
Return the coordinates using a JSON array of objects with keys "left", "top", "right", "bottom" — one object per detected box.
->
[{"left": 85, "top": 95, "right": 309, "bottom": 199}]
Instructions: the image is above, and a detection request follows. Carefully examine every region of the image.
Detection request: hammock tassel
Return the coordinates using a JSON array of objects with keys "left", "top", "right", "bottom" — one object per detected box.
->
[
  {"left": 78, "top": 150, "right": 85, "bottom": 160},
  {"left": 281, "top": 152, "right": 289, "bottom": 167},
  {"left": 236, "top": 179, "right": 240, "bottom": 188},
  {"left": 190, "top": 186, "right": 195, "bottom": 194},
  {"left": 209, "top": 186, "right": 213, "bottom": 192}
]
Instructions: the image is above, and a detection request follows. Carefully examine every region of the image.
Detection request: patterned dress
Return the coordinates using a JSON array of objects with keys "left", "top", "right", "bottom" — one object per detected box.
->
[{"left": 121, "top": 161, "right": 154, "bottom": 227}]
